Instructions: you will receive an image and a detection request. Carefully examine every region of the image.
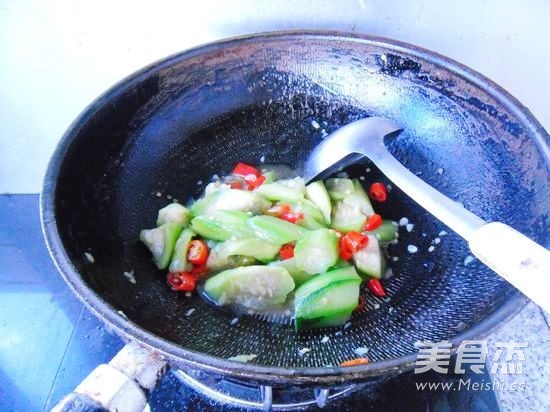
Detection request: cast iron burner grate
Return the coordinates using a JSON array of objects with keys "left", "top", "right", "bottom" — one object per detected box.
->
[
  {"left": 165, "top": 359, "right": 502, "bottom": 411},
  {"left": 174, "top": 368, "right": 364, "bottom": 410}
]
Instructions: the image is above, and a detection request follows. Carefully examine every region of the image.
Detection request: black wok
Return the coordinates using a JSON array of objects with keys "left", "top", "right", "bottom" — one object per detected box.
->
[{"left": 41, "top": 31, "right": 549, "bottom": 387}]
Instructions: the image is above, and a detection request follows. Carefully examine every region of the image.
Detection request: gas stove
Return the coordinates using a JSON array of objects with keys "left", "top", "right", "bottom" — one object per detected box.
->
[{"left": 0, "top": 195, "right": 500, "bottom": 411}]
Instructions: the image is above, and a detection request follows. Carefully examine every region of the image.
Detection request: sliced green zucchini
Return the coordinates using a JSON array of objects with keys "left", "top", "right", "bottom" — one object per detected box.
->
[
  {"left": 353, "top": 234, "right": 386, "bottom": 279},
  {"left": 206, "top": 246, "right": 239, "bottom": 271},
  {"left": 305, "top": 181, "right": 332, "bottom": 225},
  {"left": 268, "top": 258, "right": 313, "bottom": 286},
  {"left": 275, "top": 177, "right": 306, "bottom": 194},
  {"left": 295, "top": 309, "right": 353, "bottom": 330},
  {"left": 139, "top": 222, "right": 183, "bottom": 270},
  {"left": 331, "top": 199, "right": 367, "bottom": 233},
  {"left": 299, "top": 214, "right": 327, "bottom": 230},
  {"left": 325, "top": 178, "right": 355, "bottom": 200},
  {"left": 365, "top": 220, "right": 399, "bottom": 243},
  {"left": 168, "top": 228, "right": 195, "bottom": 272},
  {"left": 191, "top": 189, "right": 270, "bottom": 216},
  {"left": 294, "top": 229, "right": 339, "bottom": 274},
  {"left": 351, "top": 179, "right": 375, "bottom": 216},
  {"left": 217, "top": 238, "right": 280, "bottom": 263},
  {"left": 204, "top": 266, "right": 295, "bottom": 310},
  {"left": 292, "top": 199, "right": 325, "bottom": 223},
  {"left": 191, "top": 210, "right": 254, "bottom": 241},
  {"left": 255, "top": 183, "right": 304, "bottom": 202},
  {"left": 235, "top": 255, "right": 257, "bottom": 266},
  {"left": 290, "top": 199, "right": 327, "bottom": 230},
  {"left": 295, "top": 279, "right": 360, "bottom": 321},
  {"left": 156, "top": 203, "right": 191, "bottom": 226},
  {"left": 262, "top": 170, "right": 277, "bottom": 184},
  {"left": 247, "top": 215, "right": 306, "bottom": 244},
  {"left": 294, "top": 266, "right": 360, "bottom": 305},
  {"left": 332, "top": 259, "right": 352, "bottom": 269}
]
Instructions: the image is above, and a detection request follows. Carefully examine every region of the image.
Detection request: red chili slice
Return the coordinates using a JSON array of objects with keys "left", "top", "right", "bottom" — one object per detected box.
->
[
  {"left": 233, "top": 162, "right": 261, "bottom": 179},
  {"left": 341, "top": 231, "right": 369, "bottom": 253},
  {"left": 280, "top": 212, "right": 303, "bottom": 224},
  {"left": 369, "top": 182, "right": 387, "bottom": 202},
  {"left": 229, "top": 180, "right": 244, "bottom": 189},
  {"left": 367, "top": 278, "right": 387, "bottom": 298},
  {"left": 167, "top": 272, "right": 196, "bottom": 292},
  {"left": 247, "top": 175, "right": 266, "bottom": 191},
  {"left": 364, "top": 213, "right": 383, "bottom": 231},
  {"left": 338, "top": 236, "right": 354, "bottom": 260},
  {"left": 279, "top": 243, "right": 295, "bottom": 260},
  {"left": 190, "top": 264, "right": 210, "bottom": 280},
  {"left": 187, "top": 240, "right": 208, "bottom": 265},
  {"left": 265, "top": 203, "right": 291, "bottom": 217}
]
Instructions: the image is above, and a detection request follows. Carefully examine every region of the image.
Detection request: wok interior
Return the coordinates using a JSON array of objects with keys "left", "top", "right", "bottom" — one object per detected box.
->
[{"left": 55, "top": 36, "right": 548, "bottom": 368}]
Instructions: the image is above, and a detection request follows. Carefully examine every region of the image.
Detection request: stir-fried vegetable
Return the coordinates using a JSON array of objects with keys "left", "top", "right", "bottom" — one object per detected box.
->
[
  {"left": 140, "top": 222, "right": 183, "bottom": 270},
  {"left": 191, "top": 189, "right": 270, "bottom": 216},
  {"left": 169, "top": 228, "right": 195, "bottom": 272},
  {"left": 294, "top": 229, "right": 339, "bottom": 274},
  {"left": 140, "top": 162, "right": 398, "bottom": 330},
  {"left": 294, "top": 267, "right": 361, "bottom": 329},
  {"left": 204, "top": 266, "right": 295, "bottom": 309},
  {"left": 191, "top": 210, "right": 254, "bottom": 241},
  {"left": 157, "top": 203, "right": 191, "bottom": 226}
]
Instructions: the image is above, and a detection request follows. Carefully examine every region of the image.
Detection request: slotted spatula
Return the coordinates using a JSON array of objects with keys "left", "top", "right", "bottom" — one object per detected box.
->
[{"left": 303, "top": 117, "right": 550, "bottom": 311}]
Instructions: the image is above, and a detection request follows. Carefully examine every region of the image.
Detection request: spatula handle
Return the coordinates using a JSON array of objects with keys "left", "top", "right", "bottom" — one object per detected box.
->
[{"left": 469, "top": 222, "right": 550, "bottom": 312}]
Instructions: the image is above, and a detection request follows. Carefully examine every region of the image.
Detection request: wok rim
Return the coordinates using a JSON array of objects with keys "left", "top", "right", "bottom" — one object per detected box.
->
[{"left": 40, "top": 30, "right": 546, "bottom": 384}]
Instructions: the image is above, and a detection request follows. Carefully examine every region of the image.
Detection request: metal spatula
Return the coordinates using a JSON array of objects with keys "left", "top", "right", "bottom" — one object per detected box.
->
[{"left": 303, "top": 117, "right": 550, "bottom": 311}]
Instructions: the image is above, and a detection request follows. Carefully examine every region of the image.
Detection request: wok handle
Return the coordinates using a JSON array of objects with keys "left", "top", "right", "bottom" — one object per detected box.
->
[
  {"left": 469, "top": 222, "right": 550, "bottom": 312},
  {"left": 51, "top": 342, "right": 166, "bottom": 412}
]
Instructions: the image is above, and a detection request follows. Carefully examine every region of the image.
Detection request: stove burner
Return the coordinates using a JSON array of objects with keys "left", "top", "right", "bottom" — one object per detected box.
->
[{"left": 174, "top": 368, "right": 365, "bottom": 410}]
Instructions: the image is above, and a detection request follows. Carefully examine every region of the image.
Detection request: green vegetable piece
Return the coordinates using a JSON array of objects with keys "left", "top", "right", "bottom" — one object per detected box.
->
[
  {"left": 206, "top": 246, "right": 239, "bottom": 271},
  {"left": 255, "top": 183, "right": 304, "bottom": 202},
  {"left": 291, "top": 199, "right": 325, "bottom": 223},
  {"left": 262, "top": 170, "right": 277, "bottom": 184},
  {"left": 351, "top": 179, "right": 375, "bottom": 216},
  {"left": 204, "top": 266, "right": 295, "bottom": 310},
  {"left": 247, "top": 215, "right": 306, "bottom": 245},
  {"left": 156, "top": 203, "right": 191, "bottom": 227},
  {"left": 191, "top": 189, "right": 270, "bottom": 216},
  {"left": 294, "top": 229, "right": 339, "bottom": 274},
  {"left": 290, "top": 199, "right": 327, "bottom": 230},
  {"left": 269, "top": 258, "right": 313, "bottom": 286},
  {"left": 235, "top": 255, "right": 257, "bottom": 266},
  {"left": 365, "top": 220, "right": 399, "bottom": 243},
  {"left": 325, "top": 178, "right": 355, "bottom": 200},
  {"left": 295, "top": 309, "right": 353, "bottom": 330},
  {"left": 191, "top": 210, "right": 254, "bottom": 241},
  {"left": 139, "top": 222, "right": 183, "bottom": 270},
  {"left": 295, "top": 279, "right": 360, "bottom": 321},
  {"left": 299, "top": 214, "right": 327, "bottom": 230},
  {"left": 294, "top": 266, "right": 360, "bottom": 306},
  {"left": 333, "top": 259, "right": 352, "bottom": 269},
  {"left": 217, "top": 238, "right": 280, "bottom": 263},
  {"left": 329, "top": 179, "right": 376, "bottom": 232},
  {"left": 305, "top": 181, "right": 332, "bottom": 225},
  {"left": 168, "top": 228, "right": 195, "bottom": 272},
  {"left": 275, "top": 177, "right": 306, "bottom": 194},
  {"left": 353, "top": 235, "right": 387, "bottom": 279},
  {"left": 331, "top": 198, "right": 367, "bottom": 233}
]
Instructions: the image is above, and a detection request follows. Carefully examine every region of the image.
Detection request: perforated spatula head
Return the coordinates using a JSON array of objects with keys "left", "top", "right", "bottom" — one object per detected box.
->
[{"left": 302, "top": 117, "right": 402, "bottom": 183}]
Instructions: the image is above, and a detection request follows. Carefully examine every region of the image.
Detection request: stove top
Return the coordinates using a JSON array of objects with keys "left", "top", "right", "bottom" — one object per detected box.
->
[{"left": 0, "top": 195, "right": 500, "bottom": 411}]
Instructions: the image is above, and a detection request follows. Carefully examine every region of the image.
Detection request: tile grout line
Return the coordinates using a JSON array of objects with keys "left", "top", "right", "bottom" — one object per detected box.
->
[{"left": 42, "top": 303, "right": 85, "bottom": 411}]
